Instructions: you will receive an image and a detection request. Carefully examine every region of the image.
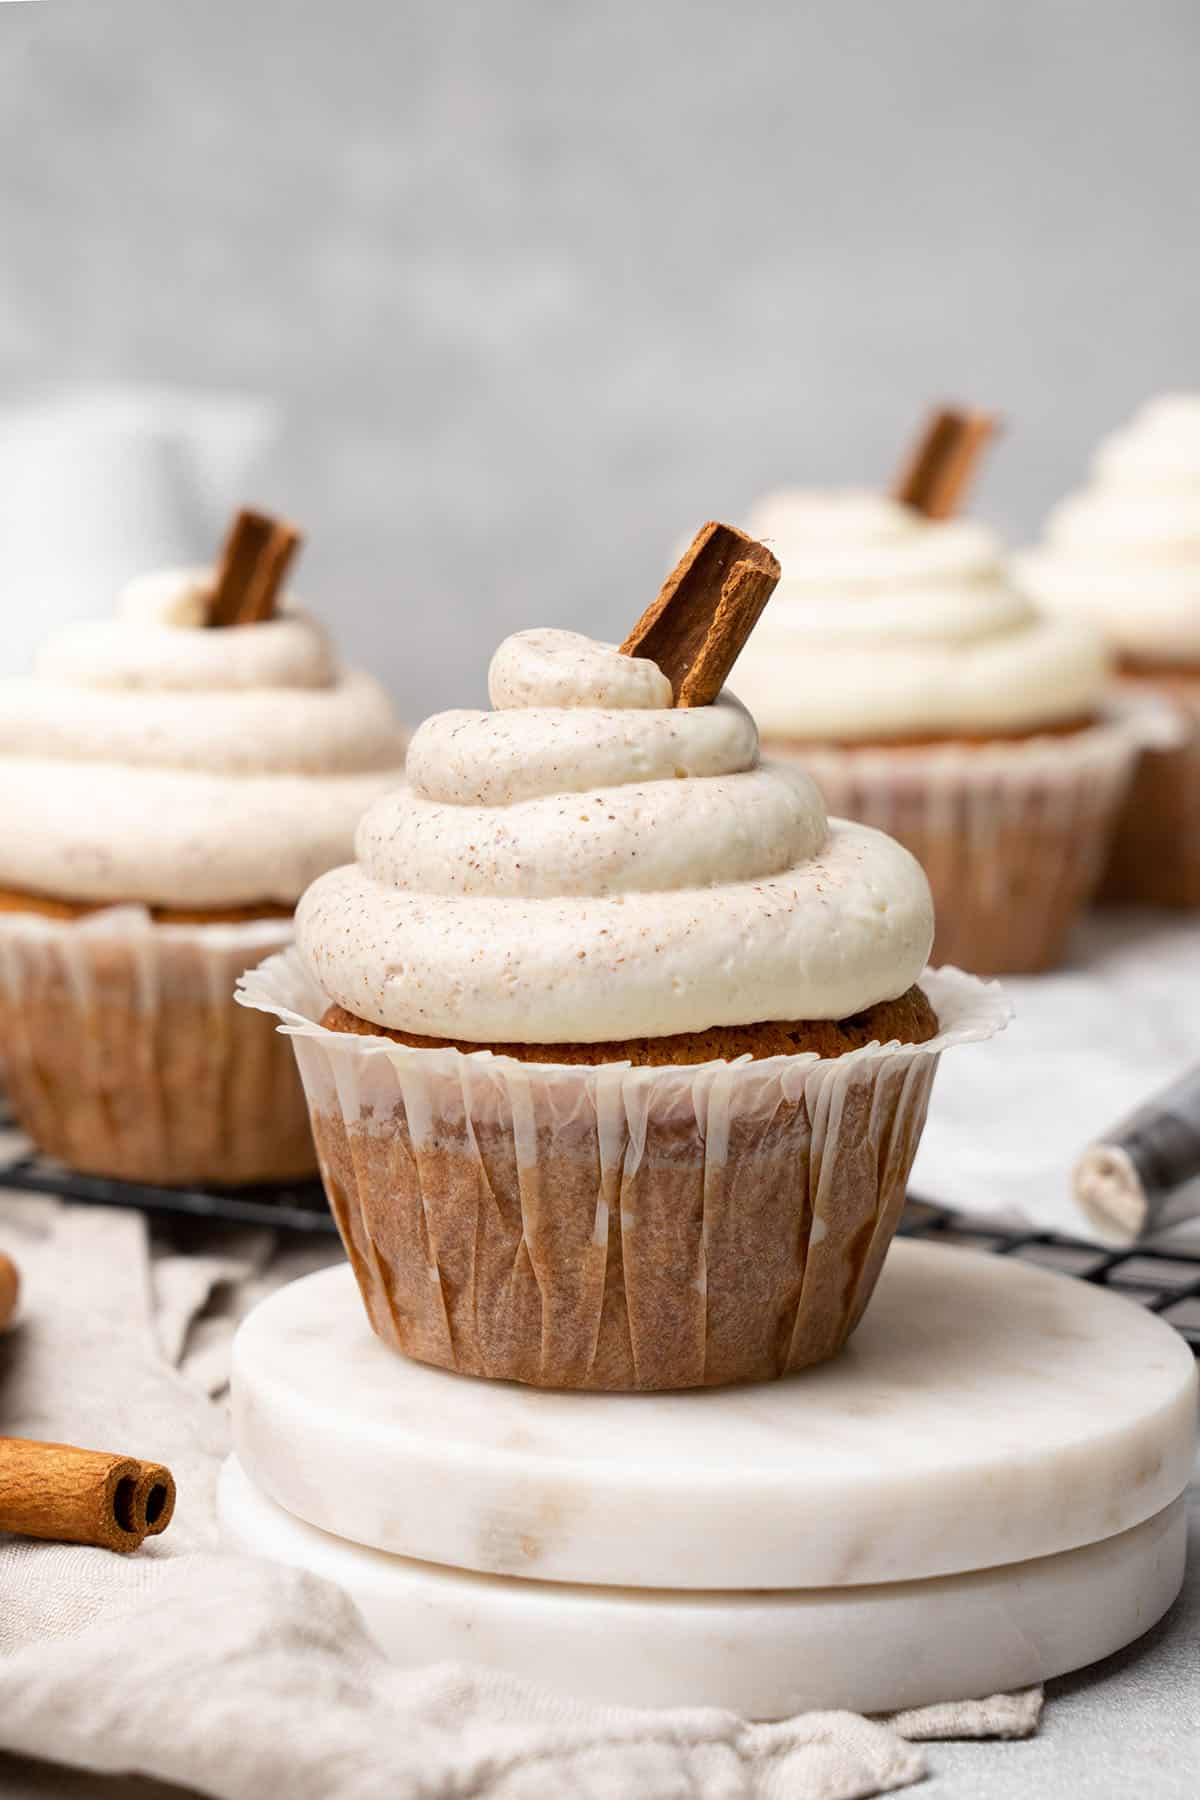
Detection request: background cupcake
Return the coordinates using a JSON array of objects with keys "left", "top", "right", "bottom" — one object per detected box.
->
[
  {"left": 0, "top": 511, "right": 408, "bottom": 1186},
  {"left": 732, "top": 443, "right": 1143, "bottom": 974},
  {"left": 242, "top": 525, "right": 1006, "bottom": 1391},
  {"left": 1019, "top": 395, "right": 1200, "bottom": 906}
]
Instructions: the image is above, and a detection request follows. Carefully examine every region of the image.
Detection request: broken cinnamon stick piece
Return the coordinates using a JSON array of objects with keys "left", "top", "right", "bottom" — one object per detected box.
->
[
  {"left": 621, "top": 522, "right": 781, "bottom": 707},
  {"left": 893, "top": 407, "right": 999, "bottom": 520},
  {"left": 0, "top": 1252, "right": 18, "bottom": 1332},
  {"left": 0, "top": 1438, "right": 172, "bottom": 1553},
  {"left": 207, "top": 508, "right": 303, "bottom": 628}
]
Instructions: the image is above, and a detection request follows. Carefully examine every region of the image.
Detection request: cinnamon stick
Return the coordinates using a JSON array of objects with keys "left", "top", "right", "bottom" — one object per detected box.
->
[
  {"left": 621, "top": 522, "right": 781, "bottom": 706},
  {"left": 0, "top": 1438, "right": 175, "bottom": 1553},
  {"left": 892, "top": 407, "right": 999, "bottom": 520},
  {"left": 134, "top": 1461, "right": 176, "bottom": 1537},
  {"left": 0, "top": 1252, "right": 17, "bottom": 1332},
  {"left": 207, "top": 508, "right": 303, "bottom": 627}
]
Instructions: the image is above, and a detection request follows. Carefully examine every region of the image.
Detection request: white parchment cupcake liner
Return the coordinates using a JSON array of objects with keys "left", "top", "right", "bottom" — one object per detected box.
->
[
  {"left": 0, "top": 907, "right": 315, "bottom": 1186},
  {"left": 239, "top": 950, "right": 1008, "bottom": 1390},
  {"left": 1100, "top": 674, "right": 1200, "bottom": 906},
  {"left": 771, "top": 701, "right": 1168, "bottom": 975}
]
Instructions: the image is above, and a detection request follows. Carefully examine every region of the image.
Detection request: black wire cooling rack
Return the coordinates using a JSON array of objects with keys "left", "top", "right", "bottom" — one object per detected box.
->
[
  {"left": 0, "top": 1140, "right": 337, "bottom": 1236},
  {"left": 1, "top": 1130, "right": 1198, "bottom": 1353}
]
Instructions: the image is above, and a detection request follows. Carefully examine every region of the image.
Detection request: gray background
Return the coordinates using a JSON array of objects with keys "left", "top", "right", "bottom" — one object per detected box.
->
[{"left": 1, "top": 0, "right": 1198, "bottom": 715}]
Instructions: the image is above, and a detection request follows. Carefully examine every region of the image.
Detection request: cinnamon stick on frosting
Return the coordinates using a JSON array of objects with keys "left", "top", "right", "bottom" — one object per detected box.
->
[
  {"left": 0, "top": 1438, "right": 176, "bottom": 1553},
  {"left": 893, "top": 407, "right": 999, "bottom": 520},
  {"left": 621, "top": 522, "right": 781, "bottom": 706},
  {"left": 207, "top": 508, "right": 303, "bottom": 627}
]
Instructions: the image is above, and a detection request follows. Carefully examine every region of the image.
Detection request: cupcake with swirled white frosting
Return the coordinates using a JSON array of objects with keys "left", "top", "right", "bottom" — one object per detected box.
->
[
  {"left": 241, "top": 619, "right": 1005, "bottom": 1390},
  {"left": 732, "top": 489, "right": 1145, "bottom": 973},
  {"left": 1020, "top": 395, "right": 1200, "bottom": 905},
  {"left": 0, "top": 565, "right": 407, "bottom": 1184}
]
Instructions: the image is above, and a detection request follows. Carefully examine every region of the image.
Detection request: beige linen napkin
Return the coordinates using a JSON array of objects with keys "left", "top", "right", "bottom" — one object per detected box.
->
[{"left": 0, "top": 1196, "right": 1040, "bottom": 1800}]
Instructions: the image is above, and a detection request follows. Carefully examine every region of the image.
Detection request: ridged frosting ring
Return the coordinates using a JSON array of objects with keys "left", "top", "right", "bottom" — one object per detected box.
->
[
  {"left": 729, "top": 491, "right": 1107, "bottom": 741},
  {"left": 296, "top": 628, "right": 934, "bottom": 1042},
  {"left": 0, "top": 570, "right": 408, "bottom": 908},
  {"left": 1019, "top": 395, "right": 1200, "bottom": 664}
]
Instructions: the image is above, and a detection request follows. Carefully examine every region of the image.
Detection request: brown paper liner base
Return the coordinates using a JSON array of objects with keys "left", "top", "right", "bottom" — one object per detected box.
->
[
  {"left": 309, "top": 1052, "right": 935, "bottom": 1392},
  {"left": 0, "top": 921, "right": 315, "bottom": 1187},
  {"left": 1099, "top": 674, "right": 1200, "bottom": 907}
]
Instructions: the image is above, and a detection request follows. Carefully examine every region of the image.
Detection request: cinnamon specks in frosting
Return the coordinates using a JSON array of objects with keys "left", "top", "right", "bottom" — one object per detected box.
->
[
  {"left": 0, "top": 570, "right": 408, "bottom": 908},
  {"left": 296, "top": 626, "right": 934, "bottom": 1043}
]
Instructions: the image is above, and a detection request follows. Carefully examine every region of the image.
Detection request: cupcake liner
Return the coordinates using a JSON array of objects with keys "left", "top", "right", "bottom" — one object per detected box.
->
[
  {"left": 776, "top": 702, "right": 1168, "bottom": 975},
  {"left": 0, "top": 907, "right": 316, "bottom": 1186},
  {"left": 1099, "top": 674, "right": 1200, "bottom": 907},
  {"left": 239, "top": 951, "right": 1007, "bottom": 1391}
]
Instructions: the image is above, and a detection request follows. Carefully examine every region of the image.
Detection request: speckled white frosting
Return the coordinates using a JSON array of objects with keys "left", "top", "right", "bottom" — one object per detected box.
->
[
  {"left": 1019, "top": 396, "right": 1200, "bottom": 665},
  {"left": 0, "top": 570, "right": 408, "bottom": 908},
  {"left": 730, "top": 491, "right": 1107, "bottom": 741},
  {"left": 296, "top": 628, "right": 934, "bottom": 1042}
]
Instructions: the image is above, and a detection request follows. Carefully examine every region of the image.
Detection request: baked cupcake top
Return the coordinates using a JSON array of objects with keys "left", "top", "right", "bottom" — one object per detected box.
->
[
  {"left": 1019, "top": 395, "right": 1200, "bottom": 666},
  {"left": 296, "top": 626, "right": 934, "bottom": 1043},
  {"left": 729, "top": 490, "right": 1107, "bottom": 742},
  {"left": 0, "top": 569, "right": 408, "bottom": 909}
]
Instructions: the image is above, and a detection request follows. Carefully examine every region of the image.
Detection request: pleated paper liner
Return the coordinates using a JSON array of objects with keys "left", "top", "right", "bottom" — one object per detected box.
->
[
  {"left": 1099, "top": 673, "right": 1200, "bottom": 907},
  {"left": 0, "top": 908, "right": 315, "bottom": 1186},
  {"left": 770, "top": 700, "right": 1170, "bottom": 975},
  {"left": 239, "top": 951, "right": 1008, "bottom": 1391}
]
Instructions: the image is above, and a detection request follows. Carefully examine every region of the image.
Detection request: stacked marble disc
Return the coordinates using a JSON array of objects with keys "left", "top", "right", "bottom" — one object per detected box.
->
[{"left": 219, "top": 1242, "right": 1196, "bottom": 1716}]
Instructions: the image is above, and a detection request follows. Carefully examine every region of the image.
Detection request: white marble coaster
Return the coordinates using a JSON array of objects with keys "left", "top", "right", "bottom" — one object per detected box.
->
[
  {"left": 231, "top": 1244, "right": 1197, "bottom": 1589},
  {"left": 218, "top": 1458, "right": 1187, "bottom": 1718}
]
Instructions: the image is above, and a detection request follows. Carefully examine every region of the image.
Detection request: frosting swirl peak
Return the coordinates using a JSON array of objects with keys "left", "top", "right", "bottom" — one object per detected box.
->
[
  {"left": 296, "top": 628, "right": 934, "bottom": 1043},
  {"left": 731, "top": 490, "right": 1107, "bottom": 741},
  {"left": 1019, "top": 395, "right": 1200, "bottom": 665},
  {"left": 0, "top": 569, "right": 408, "bottom": 908}
]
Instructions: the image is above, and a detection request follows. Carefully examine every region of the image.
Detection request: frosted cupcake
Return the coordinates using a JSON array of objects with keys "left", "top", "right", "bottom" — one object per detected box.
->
[
  {"left": 731, "top": 488, "right": 1143, "bottom": 973},
  {"left": 0, "top": 512, "right": 408, "bottom": 1185},
  {"left": 1020, "top": 395, "right": 1200, "bottom": 905},
  {"left": 242, "top": 523, "right": 1006, "bottom": 1391}
]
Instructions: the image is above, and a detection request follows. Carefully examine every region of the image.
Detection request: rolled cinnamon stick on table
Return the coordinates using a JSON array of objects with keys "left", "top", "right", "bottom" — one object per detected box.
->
[
  {"left": 134, "top": 1460, "right": 176, "bottom": 1537},
  {"left": 0, "top": 1438, "right": 176, "bottom": 1552}
]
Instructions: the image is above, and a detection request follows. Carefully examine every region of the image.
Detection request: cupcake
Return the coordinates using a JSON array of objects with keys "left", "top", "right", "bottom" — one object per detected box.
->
[
  {"left": 241, "top": 522, "right": 1006, "bottom": 1391},
  {"left": 1019, "top": 395, "right": 1200, "bottom": 906},
  {"left": 0, "top": 511, "right": 408, "bottom": 1185},
  {"left": 730, "top": 485, "right": 1144, "bottom": 974}
]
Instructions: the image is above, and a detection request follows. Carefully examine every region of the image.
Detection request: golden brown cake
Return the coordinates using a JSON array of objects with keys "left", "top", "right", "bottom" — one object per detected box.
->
[{"left": 320, "top": 986, "right": 939, "bottom": 1064}]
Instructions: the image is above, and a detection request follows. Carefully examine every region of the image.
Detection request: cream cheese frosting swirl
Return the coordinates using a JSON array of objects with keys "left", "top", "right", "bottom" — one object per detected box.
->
[
  {"left": 0, "top": 570, "right": 408, "bottom": 908},
  {"left": 730, "top": 491, "right": 1107, "bottom": 741},
  {"left": 296, "top": 628, "right": 934, "bottom": 1043},
  {"left": 1018, "top": 396, "right": 1200, "bottom": 665}
]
